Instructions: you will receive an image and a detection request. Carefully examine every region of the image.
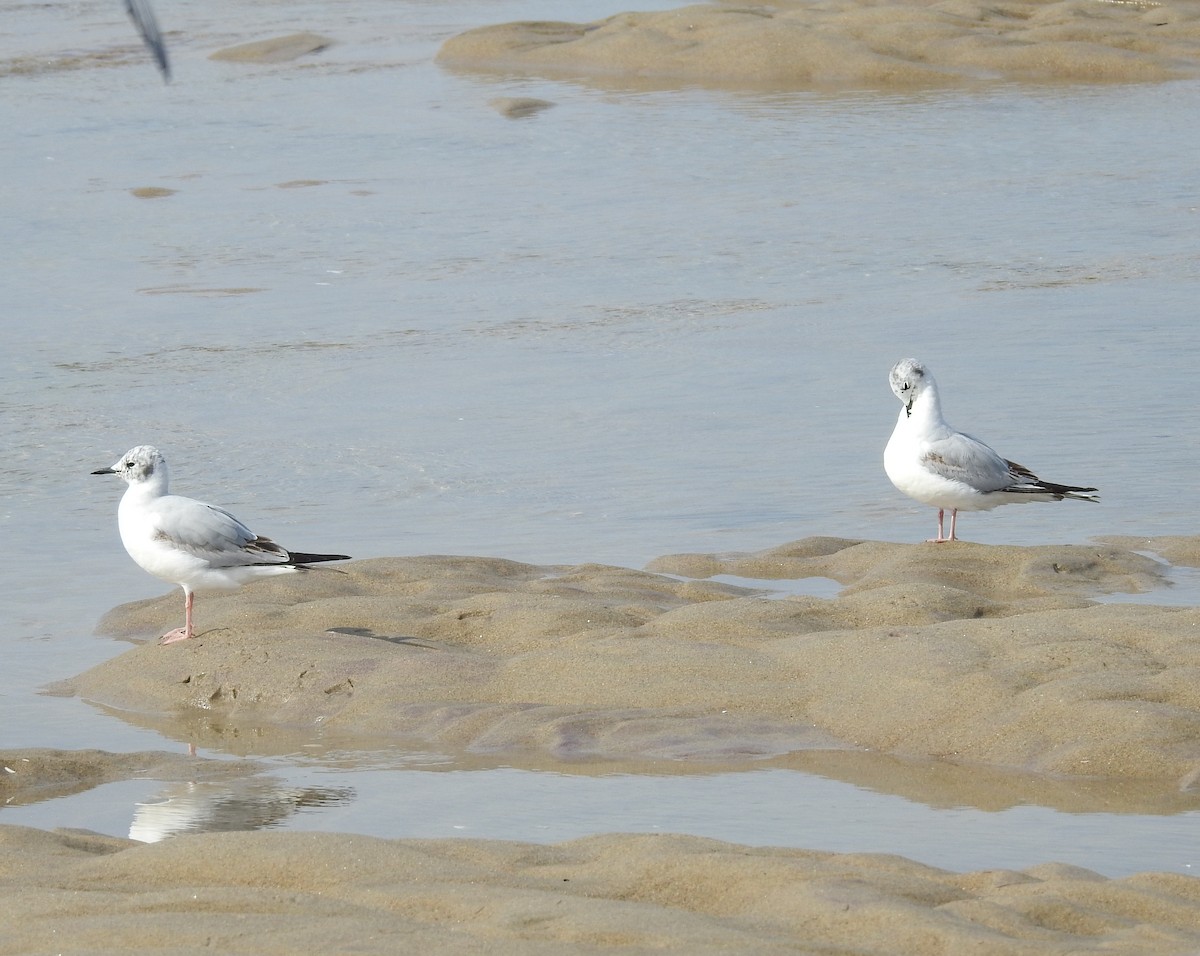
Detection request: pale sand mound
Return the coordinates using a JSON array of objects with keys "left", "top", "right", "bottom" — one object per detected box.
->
[
  {"left": 3, "top": 826, "right": 1199, "bottom": 955},
  {"left": 59, "top": 538, "right": 1200, "bottom": 785},
  {"left": 436, "top": 0, "right": 1200, "bottom": 88}
]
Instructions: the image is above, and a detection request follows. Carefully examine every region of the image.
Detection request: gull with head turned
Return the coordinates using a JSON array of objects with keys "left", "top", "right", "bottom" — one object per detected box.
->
[{"left": 883, "top": 358, "right": 1098, "bottom": 543}]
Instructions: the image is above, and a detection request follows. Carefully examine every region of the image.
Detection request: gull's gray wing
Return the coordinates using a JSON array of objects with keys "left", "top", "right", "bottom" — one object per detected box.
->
[
  {"left": 150, "top": 496, "right": 290, "bottom": 568},
  {"left": 919, "top": 430, "right": 1015, "bottom": 493},
  {"left": 124, "top": 0, "right": 170, "bottom": 79}
]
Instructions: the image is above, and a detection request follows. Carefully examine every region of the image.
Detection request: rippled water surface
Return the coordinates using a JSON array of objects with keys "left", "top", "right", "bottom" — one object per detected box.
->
[{"left": 3, "top": 0, "right": 1199, "bottom": 875}]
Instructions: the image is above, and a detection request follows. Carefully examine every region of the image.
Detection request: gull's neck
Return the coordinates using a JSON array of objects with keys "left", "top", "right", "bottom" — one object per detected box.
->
[
  {"left": 123, "top": 470, "right": 170, "bottom": 502},
  {"left": 903, "top": 382, "right": 946, "bottom": 432}
]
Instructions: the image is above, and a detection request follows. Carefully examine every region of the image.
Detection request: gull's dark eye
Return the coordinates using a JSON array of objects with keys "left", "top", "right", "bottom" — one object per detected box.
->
[{"left": 123, "top": 460, "right": 134, "bottom": 468}]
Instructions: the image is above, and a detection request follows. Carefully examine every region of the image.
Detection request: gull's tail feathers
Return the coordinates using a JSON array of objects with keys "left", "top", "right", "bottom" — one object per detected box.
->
[{"left": 1005, "top": 461, "right": 1099, "bottom": 502}]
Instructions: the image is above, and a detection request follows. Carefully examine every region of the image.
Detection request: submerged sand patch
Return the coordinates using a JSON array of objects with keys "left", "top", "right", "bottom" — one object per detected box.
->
[
  {"left": 0, "top": 749, "right": 258, "bottom": 807},
  {"left": 58, "top": 538, "right": 1200, "bottom": 787},
  {"left": 208, "top": 32, "right": 334, "bottom": 64},
  {"left": 436, "top": 0, "right": 1200, "bottom": 88},
  {"left": 2, "top": 825, "right": 1199, "bottom": 955}
]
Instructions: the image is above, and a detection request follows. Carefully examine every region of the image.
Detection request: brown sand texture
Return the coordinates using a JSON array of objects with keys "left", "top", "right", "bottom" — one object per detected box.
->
[
  {"left": 14, "top": 536, "right": 1199, "bottom": 954},
  {"left": 63, "top": 538, "right": 1200, "bottom": 784},
  {"left": 2, "top": 824, "right": 1200, "bottom": 955},
  {"left": 436, "top": 0, "right": 1200, "bottom": 88}
]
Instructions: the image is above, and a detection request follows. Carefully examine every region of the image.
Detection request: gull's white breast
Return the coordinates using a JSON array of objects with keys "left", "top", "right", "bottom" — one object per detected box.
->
[
  {"left": 117, "top": 489, "right": 295, "bottom": 593},
  {"left": 884, "top": 413, "right": 1005, "bottom": 513}
]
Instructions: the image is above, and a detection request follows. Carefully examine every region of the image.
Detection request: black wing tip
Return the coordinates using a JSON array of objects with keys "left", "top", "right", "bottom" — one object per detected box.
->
[
  {"left": 288, "top": 553, "right": 352, "bottom": 567},
  {"left": 1003, "top": 482, "right": 1099, "bottom": 502},
  {"left": 125, "top": 0, "right": 171, "bottom": 81},
  {"left": 1005, "top": 461, "right": 1098, "bottom": 500},
  {"left": 1044, "top": 483, "right": 1099, "bottom": 499},
  {"left": 153, "top": 49, "right": 171, "bottom": 82}
]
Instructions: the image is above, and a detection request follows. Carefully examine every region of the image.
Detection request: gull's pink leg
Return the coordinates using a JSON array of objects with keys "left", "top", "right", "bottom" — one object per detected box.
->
[
  {"left": 927, "top": 509, "right": 950, "bottom": 543},
  {"left": 948, "top": 509, "right": 959, "bottom": 541},
  {"left": 159, "top": 590, "right": 194, "bottom": 645}
]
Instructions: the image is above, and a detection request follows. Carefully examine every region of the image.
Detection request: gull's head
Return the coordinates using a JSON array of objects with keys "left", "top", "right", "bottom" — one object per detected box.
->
[
  {"left": 889, "top": 358, "right": 930, "bottom": 418},
  {"left": 92, "top": 445, "right": 168, "bottom": 486}
]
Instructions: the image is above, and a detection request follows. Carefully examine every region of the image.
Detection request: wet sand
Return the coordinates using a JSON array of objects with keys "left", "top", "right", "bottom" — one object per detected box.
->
[
  {"left": 59, "top": 538, "right": 1200, "bottom": 784},
  {"left": 9, "top": 537, "right": 1196, "bottom": 953},
  {"left": 437, "top": 0, "right": 1200, "bottom": 88}
]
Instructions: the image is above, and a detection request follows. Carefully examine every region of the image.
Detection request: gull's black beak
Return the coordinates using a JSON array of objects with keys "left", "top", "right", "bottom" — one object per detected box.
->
[{"left": 92, "top": 467, "right": 115, "bottom": 475}]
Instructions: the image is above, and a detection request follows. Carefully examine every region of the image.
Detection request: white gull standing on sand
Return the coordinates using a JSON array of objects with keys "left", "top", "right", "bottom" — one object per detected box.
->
[
  {"left": 883, "top": 358, "right": 1098, "bottom": 542},
  {"left": 93, "top": 445, "right": 349, "bottom": 644}
]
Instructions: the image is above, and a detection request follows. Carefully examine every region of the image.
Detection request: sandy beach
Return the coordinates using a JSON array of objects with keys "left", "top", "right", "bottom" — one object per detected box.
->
[
  {"left": 4, "top": 534, "right": 1196, "bottom": 953},
  {"left": 437, "top": 0, "right": 1200, "bottom": 88},
  {"left": 3, "top": 822, "right": 1200, "bottom": 954},
  {"left": 4, "top": 0, "right": 1200, "bottom": 951}
]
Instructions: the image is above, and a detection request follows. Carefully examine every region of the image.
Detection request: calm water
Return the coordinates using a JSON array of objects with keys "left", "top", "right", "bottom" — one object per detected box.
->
[{"left": 2, "top": 0, "right": 1199, "bottom": 876}]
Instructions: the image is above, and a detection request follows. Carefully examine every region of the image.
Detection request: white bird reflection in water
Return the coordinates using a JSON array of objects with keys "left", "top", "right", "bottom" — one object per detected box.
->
[{"left": 130, "top": 777, "right": 354, "bottom": 843}]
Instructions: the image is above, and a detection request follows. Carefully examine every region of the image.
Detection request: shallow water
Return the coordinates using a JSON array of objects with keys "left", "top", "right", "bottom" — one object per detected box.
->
[
  {"left": 3, "top": 0, "right": 1200, "bottom": 876},
  {"left": 7, "top": 763, "right": 1198, "bottom": 879}
]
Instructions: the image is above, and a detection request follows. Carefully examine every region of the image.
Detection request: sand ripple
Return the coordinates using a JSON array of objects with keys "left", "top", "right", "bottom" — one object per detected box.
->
[
  {"left": 57, "top": 538, "right": 1200, "bottom": 786},
  {"left": 3, "top": 826, "right": 1200, "bottom": 954}
]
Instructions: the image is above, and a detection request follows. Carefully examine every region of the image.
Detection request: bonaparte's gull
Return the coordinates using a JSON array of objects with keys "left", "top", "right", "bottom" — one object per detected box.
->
[
  {"left": 883, "top": 358, "right": 1098, "bottom": 542},
  {"left": 93, "top": 445, "right": 349, "bottom": 643},
  {"left": 124, "top": 0, "right": 170, "bottom": 80}
]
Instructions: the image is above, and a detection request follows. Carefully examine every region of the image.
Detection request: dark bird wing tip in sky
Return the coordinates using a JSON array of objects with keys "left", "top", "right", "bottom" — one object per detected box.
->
[{"left": 124, "top": 0, "right": 170, "bottom": 80}]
